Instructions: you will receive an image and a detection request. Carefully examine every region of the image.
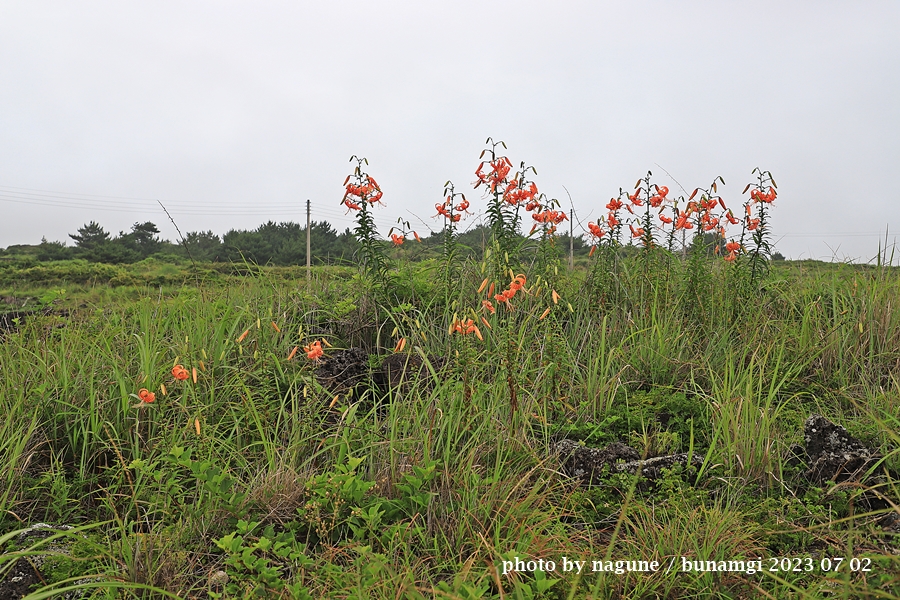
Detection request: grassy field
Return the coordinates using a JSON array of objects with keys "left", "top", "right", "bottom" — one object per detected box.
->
[{"left": 0, "top": 248, "right": 899, "bottom": 598}]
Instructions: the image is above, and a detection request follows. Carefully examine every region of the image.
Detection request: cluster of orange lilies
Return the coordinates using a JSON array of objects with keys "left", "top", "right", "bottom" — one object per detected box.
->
[
  {"left": 474, "top": 273, "right": 527, "bottom": 314},
  {"left": 172, "top": 364, "right": 190, "bottom": 381},
  {"left": 586, "top": 178, "right": 778, "bottom": 262},
  {"left": 134, "top": 361, "right": 199, "bottom": 406},
  {"left": 750, "top": 188, "right": 777, "bottom": 203},
  {"left": 474, "top": 157, "right": 513, "bottom": 193},
  {"left": 434, "top": 195, "right": 470, "bottom": 222},
  {"left": 390, "top": 231, "right": 422, "bottom": 246},
  {"left": 450, "top": 317, "right": 484, "bottom": 340},
  {"left": 342, "top": 174, "right": 383, "bottom": 212},
  {"left": 531, "top": 209, "right": 568, "bottom": 226},
  {"left": 303, "top": 340, "right": 324, "bottom": 361},
  {"left": 503, "top": 179, "right": 539, "bottom": 206},
  {"left": 284, "top": 337, "right": 332, "bottom": 362}
]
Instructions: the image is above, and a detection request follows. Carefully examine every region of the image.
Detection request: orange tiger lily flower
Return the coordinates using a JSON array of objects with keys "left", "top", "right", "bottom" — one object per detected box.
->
[
  {"left": 303, "top": 340, "right": 324, "bottom": 361},
  {"left": 172, "top": 365, "right": 189, "bottom": 381},
  {"left": 138, "top": 388, "right": 156, "bottom": 404}
]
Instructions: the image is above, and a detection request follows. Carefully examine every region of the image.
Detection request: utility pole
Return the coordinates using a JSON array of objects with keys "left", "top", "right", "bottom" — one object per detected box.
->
[
  {"left": 569, "top": 208, "right": 574, "bottom": 269},
  {"left": 306, "top": 199, "right": 311, "bottom": 281}
]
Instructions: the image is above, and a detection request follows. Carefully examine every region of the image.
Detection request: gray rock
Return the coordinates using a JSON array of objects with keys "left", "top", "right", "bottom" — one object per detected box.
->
[
  {"left": 208, "top": 569, "right": 229, "bottom": 593},
  {"left": 614, "top": 453, "right": 705, "bottom": 480},
  {"left": 0, "top": 523, "right": 86, "bottom": 600},
  {"left": 557, "top": 440, "right": 701, "bottom": 485},
  {"left": 802, "top": 414, "right": 880, "bottom": 484}
]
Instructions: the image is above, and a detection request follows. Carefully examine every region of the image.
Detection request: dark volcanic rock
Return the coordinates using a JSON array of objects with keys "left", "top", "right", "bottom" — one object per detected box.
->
[
  {"left": 315, "top": 347, "right": 370, "bottom": 394},
  {"left": 616, "top": 453, "right": 705, "bottom": 480},
  {"left": 0, "top": 523, "right": 84, "bottom": 599},
  {"left": 557, "top": 440, "right": 639, "bottom": 484},
  {"left": 0, "top": 308, "right": 70, "bottom": 335},
  {"left": 557, "top": 440, "right": 705, "bottom": 485},
  {"left": 802, "top": 414, "right": 880, "bottom": 484}
]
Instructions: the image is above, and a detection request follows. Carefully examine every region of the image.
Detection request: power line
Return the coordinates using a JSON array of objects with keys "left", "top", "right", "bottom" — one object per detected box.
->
[{"left": 3, "top": 183, "right": 892, "bottom": 240}]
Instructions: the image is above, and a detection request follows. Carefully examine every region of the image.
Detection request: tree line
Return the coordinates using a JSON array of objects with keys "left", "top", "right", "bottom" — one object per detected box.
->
[
  {"left": 1, "top": 219, "right": 595, "bottom": 266},
  {"left": 23, "top": 220, "right": 361, "bottom": 265}
]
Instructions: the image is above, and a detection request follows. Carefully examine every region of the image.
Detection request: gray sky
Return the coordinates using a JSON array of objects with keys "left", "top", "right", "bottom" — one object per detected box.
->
[{"left": 2, "top": 1, "right": 898, "bottom": 261}]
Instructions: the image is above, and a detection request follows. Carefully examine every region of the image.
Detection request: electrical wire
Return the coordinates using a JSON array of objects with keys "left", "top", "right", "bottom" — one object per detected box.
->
[{"left": 2, "top": 184, "right": 892, "bottom": 240}]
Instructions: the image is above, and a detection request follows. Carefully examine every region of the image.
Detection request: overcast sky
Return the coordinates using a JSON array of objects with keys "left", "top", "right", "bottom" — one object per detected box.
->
[{"left": 2, "top": 2, "right": 898, "bottom": 261}]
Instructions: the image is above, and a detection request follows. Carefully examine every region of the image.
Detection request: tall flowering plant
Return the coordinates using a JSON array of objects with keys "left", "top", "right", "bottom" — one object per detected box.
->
[
  {"left": 474, "top": 138, "right": 538, "bottom": 277},
  {"left": 585, "top": 189, "right": 629, "bottom": 306},
  {"left": 680, "top": 176, "right": 729, "bottom": 251},
  {"left": 740, "top": 168, "right": 778, "bottom": 285},
  {"left": 673, "top": 176, "right": 730, "bottom": 316},
  {"left": 433, "top": 181, "right": 471, "bottom": 304},
  {"left": 342, "top": 155, "right": 389, "bottom": 284},
  {"left": 624, "top": 172, "right": 668, "bottom": 251}
]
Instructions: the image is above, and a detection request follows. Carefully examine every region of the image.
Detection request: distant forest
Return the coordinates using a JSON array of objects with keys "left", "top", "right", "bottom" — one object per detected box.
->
[{"left": 0, "top": 220, "right": 590, "bottom": 266}]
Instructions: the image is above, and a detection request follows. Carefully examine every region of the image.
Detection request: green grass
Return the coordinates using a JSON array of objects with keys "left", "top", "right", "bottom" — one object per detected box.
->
[{"left": 0, "top": 256, "right": 898, "bottom": 598}]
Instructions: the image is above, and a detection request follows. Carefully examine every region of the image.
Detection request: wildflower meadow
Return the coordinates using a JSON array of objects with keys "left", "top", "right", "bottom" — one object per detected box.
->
[{"left": 0, "top": 139, "right": 898, "bottom": 598}]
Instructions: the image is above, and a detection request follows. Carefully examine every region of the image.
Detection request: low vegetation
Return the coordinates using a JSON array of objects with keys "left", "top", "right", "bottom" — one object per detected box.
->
[{"left": 1, "top": 142, "right": 897, "bottom": 598}]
